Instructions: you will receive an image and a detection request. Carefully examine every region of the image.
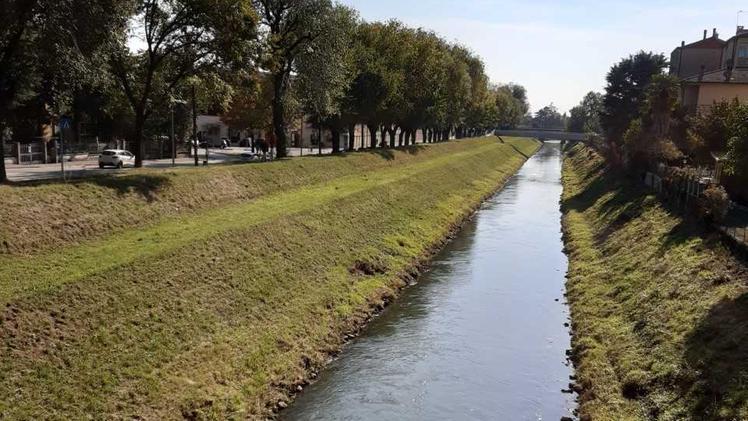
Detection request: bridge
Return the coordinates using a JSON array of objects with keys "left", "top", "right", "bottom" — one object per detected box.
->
[{"left": 495, "top": 129, "right": 588, "bottom": 142}]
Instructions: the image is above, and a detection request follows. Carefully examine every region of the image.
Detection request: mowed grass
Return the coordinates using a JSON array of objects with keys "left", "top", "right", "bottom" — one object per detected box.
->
[
  {"left": 0, "top": 136, "right": 539, "bottom": 419},
  {"left": 562, "top": 143, "right": 748, "bottom": 420}
]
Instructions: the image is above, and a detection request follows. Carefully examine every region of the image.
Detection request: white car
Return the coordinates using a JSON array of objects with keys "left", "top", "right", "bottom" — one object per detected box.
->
[{"left": 98, "top": 149, "right": 135, "bottom": 168}]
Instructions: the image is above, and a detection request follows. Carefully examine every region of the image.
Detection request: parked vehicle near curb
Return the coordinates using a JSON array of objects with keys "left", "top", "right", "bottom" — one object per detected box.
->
[{"left": 98, "top": 150, "right": 135, "bottom": 169}]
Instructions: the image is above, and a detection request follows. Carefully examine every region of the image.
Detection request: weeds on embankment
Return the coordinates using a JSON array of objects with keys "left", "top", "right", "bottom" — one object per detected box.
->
[
  {"left": 0, "top": 137, "right": 539, "bottom": 419},
  {"left": 562, "top": 143, "right": 748, "bottom": 420}
]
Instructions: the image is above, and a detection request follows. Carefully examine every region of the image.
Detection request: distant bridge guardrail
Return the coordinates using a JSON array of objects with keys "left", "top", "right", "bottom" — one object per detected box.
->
[{"left": 494, "top": 129, "right": 588, "bottom": 142}]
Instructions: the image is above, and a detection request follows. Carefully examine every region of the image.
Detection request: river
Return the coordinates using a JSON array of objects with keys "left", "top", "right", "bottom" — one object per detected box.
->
[{"left": 284, "top": 141, "right": 575, "bottom": 420}]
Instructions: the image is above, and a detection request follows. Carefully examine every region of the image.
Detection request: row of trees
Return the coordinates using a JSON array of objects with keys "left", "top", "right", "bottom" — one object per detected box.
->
[
  {"left": 224, "top": 18, "right": 531, "bottom": 154},
  {"left": 0, "top": 0, "right": 530, "bottom": 182},
  {"left": 574, "top": 50, "right": 748, "bottom": 203}
]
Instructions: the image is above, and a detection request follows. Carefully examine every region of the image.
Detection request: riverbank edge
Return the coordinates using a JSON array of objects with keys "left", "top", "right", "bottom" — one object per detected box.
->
[
  {"left": 273, "top": 139, "right": 543, "bottom": 417},
  {"left": 559, "top": 143, "right": 748, "bottom": 420}
]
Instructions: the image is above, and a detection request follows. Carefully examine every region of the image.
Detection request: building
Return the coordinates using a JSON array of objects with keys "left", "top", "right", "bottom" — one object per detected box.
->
[
  {"left": 197, "top": 114, "right": 338, "bottom": 149},
  {"left": 672, "top": 27, "right": 748, "bottom": 113}
]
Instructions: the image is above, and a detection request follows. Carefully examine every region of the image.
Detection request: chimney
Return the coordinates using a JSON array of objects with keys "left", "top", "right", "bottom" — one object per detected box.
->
[
  {"left": 713, "top": 28, "right": 718, "bottom": 38},
  {"left": 681, "top": 41, "right": 685, "bottom": 47},
  {"left": 704, "top": 29, "right": 707, "bottom": 40},
  {"left": 738, "top": 26, "right": 746, "bottom": 35}
]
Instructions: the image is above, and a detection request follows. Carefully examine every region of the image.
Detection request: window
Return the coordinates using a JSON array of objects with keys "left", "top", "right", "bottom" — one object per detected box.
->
[{"left": 737, "top": 43, "right": 748, "bottom": 67}]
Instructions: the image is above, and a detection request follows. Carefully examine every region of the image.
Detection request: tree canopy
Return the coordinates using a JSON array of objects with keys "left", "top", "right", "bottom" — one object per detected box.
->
[{"left": 1, "top": 0, "right": 531, "bottom": 180}]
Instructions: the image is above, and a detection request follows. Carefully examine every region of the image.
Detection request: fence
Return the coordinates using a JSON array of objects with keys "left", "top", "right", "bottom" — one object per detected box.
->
[
  {"left": 721, "top": 204, "right": 748, "bottom": 247},
  {"left": 646, "top": 164, "right": 748, "bottom": 250},
  {"left": 18, "top": 142, "right": 45, "bottom": 164},
  {"left": 645, "top": 165, "right": 712, "bottom": 211}
]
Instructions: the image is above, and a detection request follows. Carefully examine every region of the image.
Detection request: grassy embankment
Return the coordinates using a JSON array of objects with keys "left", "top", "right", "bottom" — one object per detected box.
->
[
  {"left": 0, "top": 136, "right": 539, "bottom": 419},
  {"left": 562, "top": 143, "right": 748, "bottom": 420}
]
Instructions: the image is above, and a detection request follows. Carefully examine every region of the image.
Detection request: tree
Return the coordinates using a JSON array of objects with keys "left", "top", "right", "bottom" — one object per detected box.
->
[
  {"left": 295, "top": 4, "right": 358, "bottom": 154},
  {"left": 688, "top": 100, "right": 740, "bottom": 161},
  {"left": 532, "top": 104, "right": 565, "bottom": 130},
  {"left": 0, "top": 0, "right": 127, "bottom": 182},
  {"left": 601, "top": 51, "right": 668, "bottom": 146},
  {"left": 110, "top": 0, "right": 256, "bottom": 167},
  {"left": 623, "top": 74, "right": 683, "bottom": 170},
  {"left": 254, "top": 0, "right": 337, "bottom": 158},
  {"left": 567, "top": 91, "right": 602, "bottom": 133},
  {"left": 222, "top": 72, "right": 274, "bottom": 139},
  {"left": 493, "top": 84, "right": 529, "bottom": 129}
]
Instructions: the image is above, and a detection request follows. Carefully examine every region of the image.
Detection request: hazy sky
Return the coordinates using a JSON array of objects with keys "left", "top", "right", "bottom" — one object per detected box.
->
[{"left": 339, "top": 0, "right": 746, "bottom": 114}]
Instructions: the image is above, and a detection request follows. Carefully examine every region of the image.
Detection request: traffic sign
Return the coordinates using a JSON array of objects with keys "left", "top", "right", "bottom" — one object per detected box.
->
[{"left": 60, "top": 116, "right": 72, "bottom": 130}]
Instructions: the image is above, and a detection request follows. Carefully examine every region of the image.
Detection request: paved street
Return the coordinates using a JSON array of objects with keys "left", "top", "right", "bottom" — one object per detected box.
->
[{"left": 6, "top": 146, "right": 334, "bottom": 182}]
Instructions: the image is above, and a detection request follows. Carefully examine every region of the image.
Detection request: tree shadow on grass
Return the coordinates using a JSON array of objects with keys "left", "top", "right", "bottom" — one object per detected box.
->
[
  {"left": 7, "top": 173, "right": 171, "bottom": 202},
  {"left": 684, "top": 292, "right": 748, "bottom": 419}
]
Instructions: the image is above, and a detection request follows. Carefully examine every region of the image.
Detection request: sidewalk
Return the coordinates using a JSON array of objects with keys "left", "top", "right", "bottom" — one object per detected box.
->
[{"left": 5, "top": 148, "right": 249, "bottom": 182}]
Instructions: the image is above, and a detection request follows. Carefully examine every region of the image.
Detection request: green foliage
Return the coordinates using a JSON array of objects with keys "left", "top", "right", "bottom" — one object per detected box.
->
[
  {"left": 295, "top": 5, "right": 358, "bottom": 121},
  {"left": 531, "top": 103, "right": 565, "bottom": 130},
  {"left": 697, "top": 185, "right": 730, "bottom": 223},
  {"left": 601, "top": 51, "right": 668, "bottom": 145},
  {"left": 253, "top": 0, "right": 337, "bottom": 156},
  {"left": 568, "top": 91, "right": 602, "bottom": 133},
  {"left": 725, "top": 135, "right": 748, "bottom": 178},
  {"left": 109, "top": 0, "right": 257, "bottom": 165}
]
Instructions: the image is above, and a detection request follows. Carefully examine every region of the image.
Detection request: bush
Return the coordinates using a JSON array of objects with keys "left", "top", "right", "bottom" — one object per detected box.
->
[{"left": 697, "top": 185, "right": 730, "bottom": 223}]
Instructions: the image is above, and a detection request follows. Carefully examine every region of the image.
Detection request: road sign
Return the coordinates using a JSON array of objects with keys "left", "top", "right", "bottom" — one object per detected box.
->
[{"left": 60, "top": 116, "right": 72, "bottom": 130}]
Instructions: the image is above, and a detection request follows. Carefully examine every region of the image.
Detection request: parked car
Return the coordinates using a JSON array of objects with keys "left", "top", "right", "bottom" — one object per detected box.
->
[{"left": 98, "top": 149, "right": 135, "bottom": 168}]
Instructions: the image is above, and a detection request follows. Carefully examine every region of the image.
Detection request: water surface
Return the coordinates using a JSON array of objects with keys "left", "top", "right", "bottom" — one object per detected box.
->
[{"left": 285, "top": 141, "right": 574, "bottom": 420}]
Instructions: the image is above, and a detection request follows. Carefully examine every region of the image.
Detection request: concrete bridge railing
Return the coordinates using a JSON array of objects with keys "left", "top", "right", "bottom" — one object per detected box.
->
[{"left": 494, "top": 129, "right": 588, "bottom": 142}]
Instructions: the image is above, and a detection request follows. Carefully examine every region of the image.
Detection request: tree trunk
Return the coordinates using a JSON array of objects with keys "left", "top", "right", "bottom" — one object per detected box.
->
[
  {"left": 72, "top": 93, "right": 82, "bottom": 146},
  {"left": 367, "top": 124, "right": 378, "bottom": 149},
  {"left": 388, "top": 126, "right": 397, "bottom": 148},
  {"left": 133, "top": 112, "right": 145, "bottom": 168},
  {"left": 380, "top": 126, "right": 387, "bottom": 148},
  {"left": 318, "top": 125, "right": 322, "bottom": 156},
  {"left": 398, "top": 129, "right": 404, "bottom": 147},
  {"left": 331, "top": 128, "right": 341, "bottom": 153},
  {"left": 347, "top": 125, "right": 355, "bottom": 151},
  {"left": 272, "top": 72, "right": 288, "bottom": 158}
]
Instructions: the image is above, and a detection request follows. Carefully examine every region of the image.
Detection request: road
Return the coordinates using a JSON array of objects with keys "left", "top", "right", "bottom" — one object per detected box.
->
[{"left": 6, "top": 146, "right": 333, "bottom": 182}]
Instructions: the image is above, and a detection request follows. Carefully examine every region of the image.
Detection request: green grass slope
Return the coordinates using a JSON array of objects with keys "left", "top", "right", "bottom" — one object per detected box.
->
[
  {"left": 0, "top": 137, "right": 539, "bottom": 419},
  {"left": 562, "top": 143, "right": 748, "bottom": 420}
]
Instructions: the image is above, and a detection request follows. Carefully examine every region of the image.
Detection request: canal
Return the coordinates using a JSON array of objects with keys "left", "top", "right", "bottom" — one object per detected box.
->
[{"left": 284, "top": 141, "right": 575, "bottom": 420}]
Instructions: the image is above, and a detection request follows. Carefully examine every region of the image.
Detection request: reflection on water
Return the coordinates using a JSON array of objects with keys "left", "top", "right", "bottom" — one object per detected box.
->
[{"left": 284, "top": 142, "right": 575, "bottom": 420}]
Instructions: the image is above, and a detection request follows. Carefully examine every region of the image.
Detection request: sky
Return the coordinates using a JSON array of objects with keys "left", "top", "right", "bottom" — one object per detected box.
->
[{"left": 339, "top": 0, "right": 747, "bottom": 114}]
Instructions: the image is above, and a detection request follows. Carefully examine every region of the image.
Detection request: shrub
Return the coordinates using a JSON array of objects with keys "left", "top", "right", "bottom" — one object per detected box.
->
[{"left": 697, "top": 185, "right": 730, "bottom": 223}]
